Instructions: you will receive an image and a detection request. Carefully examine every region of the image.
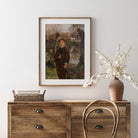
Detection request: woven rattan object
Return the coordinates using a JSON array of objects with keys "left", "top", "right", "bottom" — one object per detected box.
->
[{"left": 12, "top": 90, "right": 46, "bottom": 101}]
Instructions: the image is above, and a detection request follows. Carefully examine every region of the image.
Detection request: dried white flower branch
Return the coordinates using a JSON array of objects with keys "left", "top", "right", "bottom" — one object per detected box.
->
[{"left": 83, "top": 45, "right": 138, "bottom": 89}]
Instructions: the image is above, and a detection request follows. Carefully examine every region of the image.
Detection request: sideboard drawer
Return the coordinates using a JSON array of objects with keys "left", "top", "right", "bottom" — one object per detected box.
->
[
  {"left": 72, "top": 118, "right": 126, "bottom": 138},
  {"left": 12, "top": 105, "right": 67, "bottom": 117},
  {"left": 12, "top": 132, "right": 66, "bottom": 138},
  {"left": 72, "top": 131, "right": 125, "bottom": 138},
  {"left": 72, "top": 105, "right": 126, "bottom": 118},
  {"left": 12, "top": 117, "right": 67, "bottom": 133}
]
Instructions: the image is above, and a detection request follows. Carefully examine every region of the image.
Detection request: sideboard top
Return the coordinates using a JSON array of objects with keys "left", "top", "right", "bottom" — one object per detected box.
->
[{"left": 8, "top": 100, "right": 130, "bottom": 104}]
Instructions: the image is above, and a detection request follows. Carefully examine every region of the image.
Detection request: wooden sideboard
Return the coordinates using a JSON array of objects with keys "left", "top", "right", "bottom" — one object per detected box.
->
[{"left": 8, "top": 100, "right": 130, "bottom": 138}]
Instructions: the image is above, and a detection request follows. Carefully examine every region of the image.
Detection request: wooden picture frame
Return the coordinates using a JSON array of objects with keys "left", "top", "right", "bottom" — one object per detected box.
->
[{"left": 39, "top": 17, "right": 92, "bottom": 86}]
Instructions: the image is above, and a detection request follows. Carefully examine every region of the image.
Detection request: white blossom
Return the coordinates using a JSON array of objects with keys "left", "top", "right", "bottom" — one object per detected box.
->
[{"left": 83, "top": 44, "right": 138, "bottom": 89}]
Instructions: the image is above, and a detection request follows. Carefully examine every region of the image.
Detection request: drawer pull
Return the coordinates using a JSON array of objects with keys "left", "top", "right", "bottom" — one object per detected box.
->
[
  {"left": 36, "top": 109, "right": 43, "bottom": 113},
  {"left": 95, "top": 109, "right": 103, "bottom": 113},
  {"left": 95, "top": 125, "right": 103, "bottom": 129},
  {"left": 35, "top": 125, "right": 43, "bottom": 129}
]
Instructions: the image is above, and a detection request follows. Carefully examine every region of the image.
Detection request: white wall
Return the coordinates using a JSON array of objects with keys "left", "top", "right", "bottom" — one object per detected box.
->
[{"left": 0, "top": 0, "right": 138, "bottom": 137}]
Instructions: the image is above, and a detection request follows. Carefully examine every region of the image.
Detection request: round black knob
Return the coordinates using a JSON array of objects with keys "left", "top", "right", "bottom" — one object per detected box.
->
[
  {"left": 36, "top": 109, "right": 43, "bottom": 113},
  {"left": 35, "top": 125, "right": 43, "bottom": 129},
  {"left": 95, "top": 109, "right": 103, "bottom": 113},
  {"left": 95, "top": 125, "right": 103, "bottom": 129}
]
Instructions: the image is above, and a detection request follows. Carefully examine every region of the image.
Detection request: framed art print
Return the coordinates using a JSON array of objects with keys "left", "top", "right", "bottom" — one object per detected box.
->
[{"left": 39, "top": 17, "right": 91, "bottom": 86}]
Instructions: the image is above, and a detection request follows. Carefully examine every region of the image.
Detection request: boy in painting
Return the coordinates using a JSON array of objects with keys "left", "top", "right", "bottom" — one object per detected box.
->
[{"left": 54, "top": 39, "right": 70, "bottom": 79}]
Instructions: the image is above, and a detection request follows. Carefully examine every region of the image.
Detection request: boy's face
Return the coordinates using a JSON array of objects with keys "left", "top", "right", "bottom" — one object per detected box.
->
[{"left": 60, "top": 40, "right": 65, "bottom": 47}]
